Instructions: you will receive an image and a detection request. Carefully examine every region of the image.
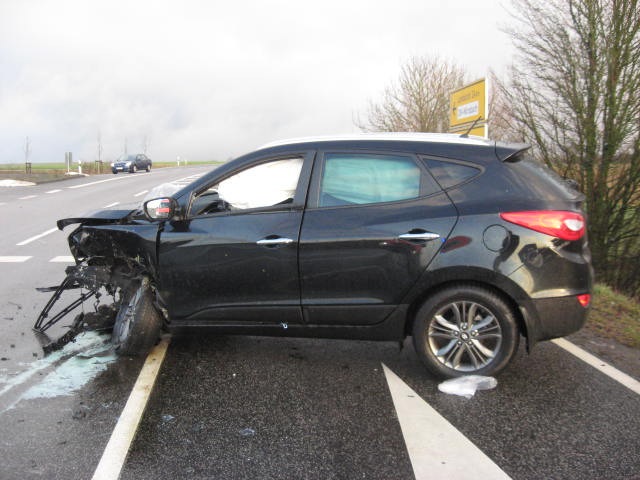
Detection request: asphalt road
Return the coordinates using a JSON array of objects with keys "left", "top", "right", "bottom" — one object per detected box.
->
[{"left": 0, "top": 167, "right": 639, "bottom": 480}]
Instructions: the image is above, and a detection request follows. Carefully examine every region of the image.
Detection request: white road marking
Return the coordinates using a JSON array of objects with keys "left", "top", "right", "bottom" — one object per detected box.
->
[
  {"left": 49, "top": 256, "right": 75, "bottom": 263},
  {"left": 92, "top": 336, "right": 170, "bottom": 480},
  {"left": 103, "top": 202, "right": 119, "bottom": 208},
  {"left": 172, "top": 173, "right": 204, "bottom": 185},
  {"left": 46, "top": 189, "right": 62, "bottom": 194},
  {"left": 16, "top": 227, "right": 59, "bottom": 246},
  {"left": 552, "top": 338, "right": 640, "bottom": 395},
  {"left": 67, "top": 174, "right": 138, "bottom": 189},
  {"left": 382, "top": 364, "right": 511, "bottom": 480},
  {"left": 0, "top": 256, "right": 32, "bottom": 262},
  {"left": 133, "top": 190, "right": 148, "bottom": 197},
  {"left": 19, "top": 195, "right": 37, "bottom": 200}
]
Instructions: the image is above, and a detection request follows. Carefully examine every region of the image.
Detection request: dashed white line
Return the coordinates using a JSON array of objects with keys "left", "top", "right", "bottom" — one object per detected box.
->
[
  {"left": 173, "top": 173, "right": 204, "bottom": 184},
  {"left": 103, "top": 202, "right": 119, "bottom": 208},
  {"left": 0, "top": 256, "right": 32, "bottom": 262},
  {"left": 16, "top": 227, "right": 59, "bottom": 246},
  {"left": 92, "top": 336, "right": 170, "bottom": 480},
  {"left": 552, "top": 338, "right": 640, "bottom": 395},
  {"left": 19, "top": 195, "right": 37, "bottom": 200},
  {"left": 46, "top": 189, "right": 62, "bottom": 194},
  {"left": 382, "top": 364, "right": 511, "bottom": 480},
  {"left": 133, "top": 190, "right": 149, "bottom": 197},
  {"left": 49, "top": 256, "right": 75, "bottom": 263}
]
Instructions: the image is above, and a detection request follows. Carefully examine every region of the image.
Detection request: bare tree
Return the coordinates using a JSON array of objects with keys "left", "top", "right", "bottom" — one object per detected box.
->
[
  {"left": 23, "top": 136, "right": 31, "bottom": 161},
  {"left": 357, "top": 56, "right": 467, "bottom": 133},
  {"left": 142, "top": 135, "right": 150, "bottom": 155},
  {"left": 487, "top": 71, "right": 526, "bottom": 142},
  {"left": 503, "top": 0, "right": 640, "bottom": 296},
  {"left": 97, "top": 131, "right": 103, "bottom": 163}
]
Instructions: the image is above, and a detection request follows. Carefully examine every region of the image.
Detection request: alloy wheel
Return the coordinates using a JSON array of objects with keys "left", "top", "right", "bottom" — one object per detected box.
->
[{"left": 427, "top": 300, "right": 503, "bottom": 372}]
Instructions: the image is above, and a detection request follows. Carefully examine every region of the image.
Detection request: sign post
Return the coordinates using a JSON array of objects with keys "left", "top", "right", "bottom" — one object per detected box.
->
[{"left": 449, "top": 78, "right": 488, "bottom": 138}]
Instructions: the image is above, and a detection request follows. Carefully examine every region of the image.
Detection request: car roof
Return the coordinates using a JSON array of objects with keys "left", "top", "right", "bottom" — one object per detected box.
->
[{"left": 259, "top": 132, "right": 492, "bottom": 149}]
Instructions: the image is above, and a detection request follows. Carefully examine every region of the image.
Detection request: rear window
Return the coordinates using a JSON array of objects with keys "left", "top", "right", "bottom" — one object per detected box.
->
[{"left": 507, "top": 156, "right": 583, "bottom": 201}]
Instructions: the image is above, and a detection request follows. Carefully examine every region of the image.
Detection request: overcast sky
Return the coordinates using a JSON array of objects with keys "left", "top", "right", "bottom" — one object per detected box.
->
[{"left": 0, "top": 0, "right": 514, "bottom": 164}]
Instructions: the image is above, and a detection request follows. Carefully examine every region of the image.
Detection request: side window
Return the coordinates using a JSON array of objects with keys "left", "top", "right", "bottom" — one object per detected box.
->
[
  {"left": 319, "top": 153, "right": 436, "bottom": 207},
  {"left": 422, "top": 158, "right": 481, "bottom": 189},
  {"left": 192, "top": 157, "right": 303, "bottom": 215}
]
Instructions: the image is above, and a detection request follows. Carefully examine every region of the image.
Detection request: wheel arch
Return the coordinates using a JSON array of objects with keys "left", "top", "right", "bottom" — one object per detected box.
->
[{"left": 402, "top": 268, "right": 531, "bottom": 343}]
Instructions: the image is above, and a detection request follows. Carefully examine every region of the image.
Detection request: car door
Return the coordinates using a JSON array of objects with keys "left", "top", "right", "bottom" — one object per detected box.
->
[
  {"left": 157, "top": 153, "right": 313, "bottom": 326},
  {"left": 299, "top": 150, "right": 458, "bottom": 325}
]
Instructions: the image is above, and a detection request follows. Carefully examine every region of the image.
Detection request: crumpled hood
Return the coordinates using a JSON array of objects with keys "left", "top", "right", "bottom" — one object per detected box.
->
[{"left": 57, "top": 207, "right": 139, "bottom": 230}]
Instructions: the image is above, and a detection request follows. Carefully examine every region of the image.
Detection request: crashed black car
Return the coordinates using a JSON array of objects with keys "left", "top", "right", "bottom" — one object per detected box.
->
[{"left": 35, "top": 133, "right": 593, "bottom": 378}]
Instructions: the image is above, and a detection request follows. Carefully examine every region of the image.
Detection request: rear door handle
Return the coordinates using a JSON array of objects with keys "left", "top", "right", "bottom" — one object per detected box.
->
[
  {"left": 398, "top": 231, "right": 440, "bottom": 241},
  {"left": 256, "top": 236, "right": 294, "bottom": 246}
]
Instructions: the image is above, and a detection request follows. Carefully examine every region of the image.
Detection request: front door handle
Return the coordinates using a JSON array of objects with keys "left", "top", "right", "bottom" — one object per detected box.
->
[
  {"left": 256, "top": 236, "right": 294, "bottom": 246},
  {"left": 398, "top": 231, "right": 440, "bottom": 241}
]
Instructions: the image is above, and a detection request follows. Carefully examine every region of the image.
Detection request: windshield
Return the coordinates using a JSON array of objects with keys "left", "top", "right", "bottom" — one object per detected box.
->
[{"left": 117, "top": 154, "right": 136, "bottom": 162}]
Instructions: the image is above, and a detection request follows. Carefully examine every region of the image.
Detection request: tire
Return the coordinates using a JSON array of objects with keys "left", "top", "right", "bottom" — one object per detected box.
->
[
  {"left": 412, "top": 285, "right": 520, "bottom": 378},
  {"left": 146, "top": 164, "right": 151, "bottom": 172},
  {"left": 112, "top": 278, "right": 162, "bottom": 356},
  {"left": 131, "top": 164, "right": 137, "bottom": 173},
  {"left": 112, "top": 169, "right": 118, "bottom": 174}
]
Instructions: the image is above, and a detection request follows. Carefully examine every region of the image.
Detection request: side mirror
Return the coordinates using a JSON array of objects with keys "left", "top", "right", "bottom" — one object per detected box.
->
[{"left": 143, "top": 197, "right": 178, "bottom": 221}]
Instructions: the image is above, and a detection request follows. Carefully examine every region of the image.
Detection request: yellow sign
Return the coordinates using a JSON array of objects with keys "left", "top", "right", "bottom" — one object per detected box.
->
[{"left": 449, "top": 78, "right": 487, "bottom": 138}]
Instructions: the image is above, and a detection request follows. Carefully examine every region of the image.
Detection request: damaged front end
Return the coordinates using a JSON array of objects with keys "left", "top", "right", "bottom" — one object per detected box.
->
[{"left": 34, "top": 208, "right": 166, "bottom": 354}]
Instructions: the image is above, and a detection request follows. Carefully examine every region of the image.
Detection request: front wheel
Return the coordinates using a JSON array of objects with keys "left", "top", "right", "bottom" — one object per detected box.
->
[
  {"left": 112, "top": 278, "right": 162, "bottom": 356},
  {"left": 412, "top": 285, "right": 520, "bottom": 378}
]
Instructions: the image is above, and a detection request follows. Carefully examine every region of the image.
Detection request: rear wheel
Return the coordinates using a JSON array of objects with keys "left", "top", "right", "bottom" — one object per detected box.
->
[
  {"left": 412, "top": 285, "right": 520, "bottom": 378},
  {"left": 112, "top": 278, "right": 162, "bottom": 356}
]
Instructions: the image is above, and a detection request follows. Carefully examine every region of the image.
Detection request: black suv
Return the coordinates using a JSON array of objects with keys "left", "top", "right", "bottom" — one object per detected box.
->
[
  {"left": 111, "top": 153, "right": 152, "bottom": 173},
  {"left": 37, "top": 134, "right": 593, "bottom": 378}
]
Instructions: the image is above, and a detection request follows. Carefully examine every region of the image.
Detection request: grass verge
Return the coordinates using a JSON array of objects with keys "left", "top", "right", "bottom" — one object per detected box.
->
[{"left": 588, "top": 283, "right": 640, "bottom": 349}]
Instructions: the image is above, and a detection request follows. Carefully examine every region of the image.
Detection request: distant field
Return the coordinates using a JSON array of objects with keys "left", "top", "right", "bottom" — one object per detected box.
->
[
  {"left": 0, "top": 160, "right": 221, "bottom": 174},
  {"left": 0, "top": 160, "right": 223, "bottom": 184}
]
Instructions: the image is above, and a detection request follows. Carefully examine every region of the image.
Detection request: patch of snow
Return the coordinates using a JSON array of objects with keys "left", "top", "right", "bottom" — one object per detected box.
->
[{"left": 0, "top": 179, "right": 36, "bottom": 187}]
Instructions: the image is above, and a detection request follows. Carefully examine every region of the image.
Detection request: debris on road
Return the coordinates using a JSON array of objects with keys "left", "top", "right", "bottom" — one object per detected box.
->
[{"left": 438, "top": 375, "right": 498, "bottom": 399}]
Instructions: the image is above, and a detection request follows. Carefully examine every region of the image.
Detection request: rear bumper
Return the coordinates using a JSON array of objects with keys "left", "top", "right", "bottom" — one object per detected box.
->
[{"left": 521, "top": 294, "right": 590, "bottom": 347}]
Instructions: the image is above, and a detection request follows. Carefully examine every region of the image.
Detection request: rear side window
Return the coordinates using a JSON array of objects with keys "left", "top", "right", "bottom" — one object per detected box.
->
[
  {"left": 423, "top": 158, "right": 481, "bottom": 189},
  {"left": 319, "top": 153, "right": 437, "bottom": 207}
]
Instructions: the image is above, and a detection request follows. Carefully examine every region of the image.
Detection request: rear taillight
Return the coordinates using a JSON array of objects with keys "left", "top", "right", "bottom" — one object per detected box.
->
[
  {"left": 500, "top": 211, "right": 585, "bottom": 241},
  {"left": 577, "top": 294, "right": 591, "bottom": 307}
]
